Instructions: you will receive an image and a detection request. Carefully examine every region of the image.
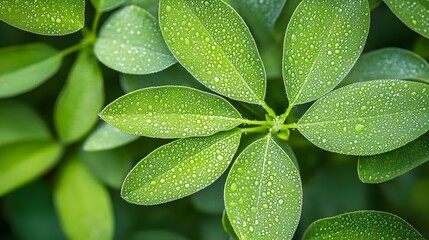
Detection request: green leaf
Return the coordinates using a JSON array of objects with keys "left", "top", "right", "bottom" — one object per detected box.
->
[
  {"left": 159, "top": 0, "right": 266, "bottom": 104},
  {"left": 222, "top": 210, "right": 238, "bottom": 240},
  {"left": 224, "top": 136, "right": 302, "bottom": 239},
  {"left": 191, "top": 175, "right": 225, "bottom": 215},
  {"left": 384, "top": 0, "right": 429, "bottom": 39},
  {"left": 121, "top": 129, "right": 242, "bottom": 205},
  {"left": 0, "top": 101, "right": 51, "bottom": 146},
  {"left": 298, "top": 80, "right": 429, "bottom": 155},
  {"left": 130, "top": 230, "right": 190, "bottom": 240},
  {"left": 54, "top": 157, "right": 114, "bottom": 240},
  {"left": 125, "top": 0, "right": 159, "bottom": 16},
  {"left": 0, "top": 140, "right": 63, "bottom": 196},
  {"left": 54, "top": 48, "right": 104, "bottom": 143},
  {"left": 303, "top": 211, "right": 424, "bottom": 240},
  {"left": 341, "top": 48, "right": 429, "bottom": 87},
  {"left": 283, "top": 0, "right": 370, "bottom": 105},
  {"left": 83, "top": 123, "right": 139, "bottom": 152},
  {"left": 95, "top": 5, "right": 176, "bottom": 74},
  {"left": 91, "top": 0, "right": 126, "bottom": 12},
  {"left": 358, "top": 134, "right": 429, "bottom": 183},
  {"left": 101, "top": 86, "right": 243, "bottom": 138},
  {"left": 0, "top": 43, "right": 62, "bottom": 98},
  {"left": 369, "top": 0, "right": 382, "bottom": 10},
  {"left": 0, "top": 0, "right": 85, "bottom": 35}
]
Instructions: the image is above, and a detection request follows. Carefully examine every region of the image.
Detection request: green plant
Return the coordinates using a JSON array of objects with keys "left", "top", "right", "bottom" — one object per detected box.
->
[{"left": 0, "top": 0, "right": 428, "bottom": 239}]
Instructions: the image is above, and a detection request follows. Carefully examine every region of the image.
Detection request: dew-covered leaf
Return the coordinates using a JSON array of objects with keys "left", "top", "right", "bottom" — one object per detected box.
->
[
  {"left": 83, "top": 123, "right": 139, "bottom": 152},
  {"left": 222, "top": 210, "right": 238, "bottom": 240},
  {"left": 341, "top": 48, "right": 429, "bottom": 87},
  {"left": 101, "top": 86, "right": 242, "bottom": 138},
  {"left": 95, "top": 5, "right": 176, "bottom": 74},
  {"left": 384, "top": 0, "right": 429, "bottom": 39},
  {"left": 224, "top": 136, "right": 302, "bottom": 239},
  {"left": 303, "top": 211, "right": 424, "bottom": 240},
  {"left": 358, "top": 134, "right": 429, "bottom": 184},
  {"left": 121, "top": 129, "right": 241, "bottom": 205},
  {"left": 0, "top": 140, "right": 63, "bottom": 196},
  {"left": 54, "top": 157, "right": 113, "bottom": 240},
  {"left": 298, "top": 80, "right": 429, "bottom": 155},
  {"left": 54, "top": 48, "right": 104, "bottom": 143},
  {"left": 0, "top": 43, "right": 62, "bottom": 98},
  {"left": 91, "top": 0, "right": 126, "bottom": 12},
  {"left": 159, "top": 0, "right": 266, "bottom": 104},
  {"left": 283, "top": 0, "right": 369, "bottom": 105},
  {"left": 0, "top": 0, "right": 85, "bottom": 35},
  {"left": 125, "top": 0, "right": 158, "bottom": 16}
]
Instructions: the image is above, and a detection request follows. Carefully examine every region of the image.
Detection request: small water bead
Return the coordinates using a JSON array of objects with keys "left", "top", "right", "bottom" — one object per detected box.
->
[{"left": 230, "top": 183, "right": 238, "bottom": 192}]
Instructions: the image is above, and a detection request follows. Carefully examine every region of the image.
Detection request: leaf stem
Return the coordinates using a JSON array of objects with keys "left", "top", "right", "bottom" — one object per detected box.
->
[
  {"left": 61, "top": 41, "right": 91, "bottom": 57},
  {"left": 91, "top": 10, "right": 102, "bottom": 34},
  {"left": 238, "top": 102, "right": 264, "bottom": 119},
  {"left": 262, "top": 102, "right": 277, "bottom": 118},
  {"left": 279, "top": 104, "right": 294, "bottom": 123},
  {"left": 282, "top": 123, "right": 299, "bottom": 129},
  {"left": 241, "top": 126, "right": 268, "bottom": 133},
  {"left": 240, "top": 119, "right": 270, "bottom": 126}
]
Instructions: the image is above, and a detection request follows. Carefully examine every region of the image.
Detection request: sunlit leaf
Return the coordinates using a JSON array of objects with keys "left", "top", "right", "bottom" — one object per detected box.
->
[
  {"left": 54, "top": 48, "right": 104, "bottom": 143},
  {"left": 91, "top": 0, "right": 126, "bottom": 11},
  {"left": 283, "top": 0, "right": 369, "bottom": 105},
  {"left": 341, "top": 48, "right": 429, "bottom": 87},
  {"left": 303, "top": 211, "right": 424, "bottom": 239},
  {"left": 0, "top": 0, "right": 85, "bottom": 35},
  {"left": 130, "top": 230, "right": 190, "bottom": 240},
  {"left": 0, "top": 140, "right": 63, "bottom": 196},
  {"left": 125, "top": 0, "right": 158, "bottom": 16},
  {"left": 83, "top": 123, "right": 139, "bottom": 152},
  {"left": 159, "top": 0, "right": 266, "bottom": 104},
  {"left": 225, "top": 136, "right": 302, "bottom": 239},
  {"left": 222, "top": 210, "right": 238, "bottom": 240},
  {"left": 298, "top": 80, "right": 429, "bottom": 155},
  {"left": 384, "top": 0, "right": 429, "bottom": 39},
  {"left": 54, "top": 157, "right": 113, "bottom": 240},
  {"left": 121, "top": 129, "right": 242, "bottom": 205},
  {"left": 358, "top": 134, "right": 429, "bottom": 183},
  {"left": 0, "top": 43, "right": 62, "bottom": 98},
  {"left": 101, "top": 86, "right": 243, "bottom": 138},
  {"left": 95, "top": 5, "right": 176, "bottom": 74}
]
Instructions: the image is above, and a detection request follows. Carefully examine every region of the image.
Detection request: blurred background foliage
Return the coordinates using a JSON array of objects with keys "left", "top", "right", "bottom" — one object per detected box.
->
[{"left": 0, "top": 0, "right": 429, "bottom": 239}]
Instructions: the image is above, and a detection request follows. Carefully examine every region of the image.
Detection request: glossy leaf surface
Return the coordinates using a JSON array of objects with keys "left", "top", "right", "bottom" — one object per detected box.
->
[
  {"left": 91, "top": 0, "right": 126, "bottom": 11},
  {"left": 384, "top": 0, "right": 429, "bottom": 39},
  {"left": 225, "top": 136, "right": 302, "bottom": 239},
  {"left": 159, "top": 0, "right": 266, "bottom": 104},
  {"left": 358, "top": 134, "right": 429, "bottom": 183},
  {"left": 101, "top": 86, "right": 242, "bottom": 138},
  {"left": 54, "top": 157, "right": 113, "bottom": 240},
  {"left": 303, "top": 211, "right": 424, "bottom": 239},
  {"left": 0, "top": 43, "right": 62, "bottom": 98},
  {"left": 125, "top": 0, "right": 158, "bottom": 16},
  {"left": 0, "top": 0, "right": 85, "bottom": 35},
  {"left": 121, "top": 129, "right": 241, "bottom": 205},
  {"left": 341, "top": 48, "right": 429, "bottom": 87},
  {"left": 95, "top": 5, "right": 175, "bottom": 74},
  {"left": 54, "top": 49, "right": 104, "bottom": 143},
  {"left": 83, "top": 123, "right": 139, "bottom": 152},
  {"left": 298, "top": 80, "right": 429, "bottom": 155},
  {"left": 283, "top": 0, "right": 369, "bottom": 105}
]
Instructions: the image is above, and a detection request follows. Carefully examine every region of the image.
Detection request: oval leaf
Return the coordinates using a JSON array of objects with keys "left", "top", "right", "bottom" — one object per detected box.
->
[
  {"left": 83, "top": 123, "right": 139, "bottom": 152},
  {"left": 91, "top": 0, "right": 126, "bottom": 12},
  {"left": 0, "top": 43, "right": 62, "bottom": 98},
  {"left": 341, "top": 48, "right": 429, "bottom": 87},
  {"left": 283, "top": 0, "right": 369, "bottom": 105},
  {"left": 54, "top": 48, "right": 104, "bottom": 143},
  {"left": 0, "top": 140, "right": 63, "bottom": 196},
  {"left": 358, "top": 133, "right": 429, "bottom": 183},
  {"left": 224, "top": 136, "right": 302, "bottom": 239},
  {"left": 222, "top": 210, "right": 239, "bottom": 240},
  {"left": 384, "top": 0, "right": 429, "bottom": 39},
  {"left": 125, "top": 0, "right": 159, "bottom": 16},
  {"left": 0, "top": 0, "right": 85, "bottom": 35},
  {"left": 95, "top": 5, "right": 176, "bottom": 74},
  {"left": 303, "top": 211, "right": 424, "bottom": 240},
  {"left": 298, "top": 80, "right": 429, "bottom": 155},
  {"left": 121, "top": 129, "right": 242, "bottom": 205},
  {"left": 101, "top": 86, "right": 243, "bottom": 138},
  {"left": 159, "top": 0, "right": 266, "bottom": 104},
  {"left": 54, "top": 157, "right": 114, "bottom": 240}
]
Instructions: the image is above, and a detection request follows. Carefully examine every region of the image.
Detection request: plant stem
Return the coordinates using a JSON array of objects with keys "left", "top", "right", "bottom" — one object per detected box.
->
[
  {"left": 282, "top": 123, "right": 299, "bottom": 129},
  {"left": 241, "top": 126, "right": 268, "bottom": 133},
  {"left": 279, "top": 104, "right": 294, "bottom": 123},
  {"left": 238, "top": 102, "right": 264, "bottom": 119},
  {"left": 240, "top": 119, "right": 270, "bottom": 126},
  {"left": 61, "top": 41, "right": 91, "bottom": 57},
  {"left": 262, "top": 102, "right": 277, "bottom": 118},
  {"left": 91, "top": 10, "right": 102, "bottom": 34}
]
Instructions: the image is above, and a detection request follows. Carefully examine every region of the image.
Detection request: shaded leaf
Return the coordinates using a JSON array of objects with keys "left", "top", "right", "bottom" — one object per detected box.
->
[
  {"left": 83, "top": 123, "right": 139, "bottom": 152},
  {"left": 54, "top": 48, "right": 104, "bottom": 143},
  {"left": 0, "top": 140, "right": 63, "bottom": 196},
  {"left": 130, "top": 230, "right": 190, "bottom": 240},
  {"left": 369, "top": 0, "right": 382, "bottom": 10},
  {"left": 225, "top": 136, "right": 302, "bottom": 239},
  {"left": 358, "top": 134, "right": 429, "bottom": 183},
  {"left": 191, "top": 175, "right": 225, "bottom": 215},
  {"left": 303, "top": 211, "right": 424, "bottom": 240},
  {"left": 101, "top": 86, "right": 242, "bottom": 138},
  {"left": 54, "top": 157, "right": 114, "bottom": 240},
  {"left": 298, "top": 80, "right": 429, "bottom": 155},
  {"left": 0, "top": 43, "right": 62, "bottom": 98},
  {"left": 121, "top": 129, "right": 242, "bottom": 205},
  {"left": 91, "top": 0, "right": 126, "bottom": 11},
  {"left": 283, "top": 0, "right": 369, "bottom": 105},
  {"left": 159, "top": 0, "right": 266, "bottom": 104},
  {"left": 0, "top": 0, "right": 85, "bottom": 35},
  {"left": 95, "top": 5, "right": 175, "bottom": 74},
  {"left": 125, "top": 0, "right": 159, "bottom": 16},
  {"left": 222, "top": 210, "right": 238, "bottom": 240},
  {"left": 384, "top": 0, "right": 429, "bottom": 39}
]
